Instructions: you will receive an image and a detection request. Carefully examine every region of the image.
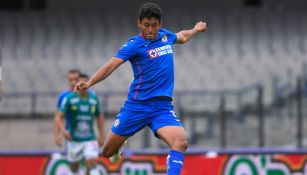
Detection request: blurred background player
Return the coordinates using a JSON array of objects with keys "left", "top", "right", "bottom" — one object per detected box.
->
[
  {"left": 54, "top": 73, "right": 105, "bottom": 175},
  {"left": 54, "top": 69, "right": 81, "bottom": 144},
  {"left": 56, "top": 69, "right": 81, "bottom": 111},
  {"left": 74, "top": 3, "right": 207, "bottom": 175},
  {"left": 79, "top": 73, "right": 97, "bottom": 96}
]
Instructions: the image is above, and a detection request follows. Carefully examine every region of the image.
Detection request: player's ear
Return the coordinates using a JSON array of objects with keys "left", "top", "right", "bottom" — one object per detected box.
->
[
  {"left": 137, "top": 19, "right": 142, "bottom": 28},
  {"left": 159, "top": 20, "right": 163, "bottom": 27}
]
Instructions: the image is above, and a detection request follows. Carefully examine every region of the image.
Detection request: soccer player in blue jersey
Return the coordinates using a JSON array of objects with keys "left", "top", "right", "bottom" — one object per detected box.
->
[{"left": 74, "top": 3, "right": 207, "bottom": 175}]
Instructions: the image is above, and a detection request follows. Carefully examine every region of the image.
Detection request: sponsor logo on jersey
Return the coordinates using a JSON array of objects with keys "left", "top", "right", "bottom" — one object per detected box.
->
[
  {"left": 70, "top": 98, "right": 80, "bottom": 104},
  {"left": 147, "top": 45, "right": 173, "bottom": 59},
  {"left": 162, "top": 35, "right": 168, "bottom": 43},
  {"left": 89, "top": 98, "right": 97, "bottom": 105},
  {"left": 77, "top": 115, "right": 91, "bottom": 120},
  {"left": 80, "top": 105, "right": 89, "bottom": 112}
]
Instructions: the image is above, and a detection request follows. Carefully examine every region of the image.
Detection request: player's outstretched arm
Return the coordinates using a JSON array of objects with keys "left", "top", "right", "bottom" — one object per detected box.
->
[
  {"left": 74, "top": 57, "right": 124, "bottom": 92},
  {"left": 175, "top": 21, "right": 207, "bottom": 44}
]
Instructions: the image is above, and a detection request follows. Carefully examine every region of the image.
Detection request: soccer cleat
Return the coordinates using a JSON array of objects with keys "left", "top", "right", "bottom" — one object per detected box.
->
[{"left": 109, "top": 151, "right": 121, "bottom": 163}]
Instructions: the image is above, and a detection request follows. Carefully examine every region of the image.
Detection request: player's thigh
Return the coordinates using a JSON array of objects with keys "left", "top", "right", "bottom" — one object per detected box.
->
[
  {"left": 149, "top": 109, "right": 184, "bottom": 138},
  {"left": 149, "top": 110, "right": 188, "bottom": 151},
  {"left": 67, "top": 141, "right": 84, "bottom": 163},
  {"left": 83, "top": 140, "right": 99, "bottom": 161},
  {"left": 102, "top": 131, "right": 128, "bottom": 157},
  {"left": 111, "top": 108, "right": 149, "bottom": 137},
  {"left": 156, "top": 126, "right": 187, "bottom": 144},
  {"left": 103, "top": 108, "right": 149, "bottom": 157},
  {"left": 156, "top": 126, "right": 188, "bottom": 151}
]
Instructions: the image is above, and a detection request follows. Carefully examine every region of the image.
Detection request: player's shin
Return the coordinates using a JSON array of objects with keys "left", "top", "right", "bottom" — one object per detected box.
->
[{"left": 166, "top": 150, "right": 185, "bottom": 175}]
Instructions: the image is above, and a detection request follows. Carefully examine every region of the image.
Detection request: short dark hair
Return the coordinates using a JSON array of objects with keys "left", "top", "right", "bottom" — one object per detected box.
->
[
  {"left": 138, "top": 3, "right": 163, "bottom": 22},
  {"left": 79, "top": 73, "right": 89, "bottom": 79},
  {"left": 68, "top": 69, "right": 81, "bottom": 75}
]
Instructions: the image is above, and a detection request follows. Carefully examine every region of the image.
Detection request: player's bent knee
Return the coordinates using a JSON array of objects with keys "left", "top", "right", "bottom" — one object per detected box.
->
[
  {"left": 171, "top": 139, "right": 189, "bottom": 152},
  {"left": 180, "top": 139, "right": 189, "bottom": 151},
  {"left": 85, "top": 158, "right": 97, "bottom": 168}
]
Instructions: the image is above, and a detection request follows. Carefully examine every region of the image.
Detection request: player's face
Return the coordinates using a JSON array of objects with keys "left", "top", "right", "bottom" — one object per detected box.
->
[
  {"left": 67, "top": 73, "right": 79, "bottom": 89},
  {"left": 79, "top": 77, "right": 88, "bottom": 82},
  {"left": 138, "top": 17, "right": 161, "bottom": 40}
]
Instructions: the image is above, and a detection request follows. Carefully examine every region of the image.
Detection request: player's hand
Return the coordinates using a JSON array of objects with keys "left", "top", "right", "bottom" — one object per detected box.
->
[
  {"left": 194, "top": 21, "right": 207, "bottom": 33},
  {"left": 55, "top": 134, "right": 63, "bottom": 147},
  {"left": 63, "top": 130, "right": 72, "bottom": 141},
  {"left": 74, "top": 81, "right": 90, "bottom": 92}
]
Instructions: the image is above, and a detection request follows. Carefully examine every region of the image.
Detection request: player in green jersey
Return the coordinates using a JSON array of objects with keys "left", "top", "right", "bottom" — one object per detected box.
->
[{"left": 54, "top": 73, "right": 105, "bottom": 175}]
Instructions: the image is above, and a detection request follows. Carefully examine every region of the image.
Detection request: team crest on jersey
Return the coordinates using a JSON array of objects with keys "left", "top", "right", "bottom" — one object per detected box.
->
[
  {"left": 148, "top": 49, "right": 158, "bottom": 59},
  {"left": 162, "top": 35, "right": 168, "bottom": 43},
  {"left": 91, "top": 106, "right": 96, "bottom": 113},
  {"left": 71, "top": 105, "right": 78, "bottom": 111},
  {"left": 113, "top": 119, "right": 120, "bottom": 127}
]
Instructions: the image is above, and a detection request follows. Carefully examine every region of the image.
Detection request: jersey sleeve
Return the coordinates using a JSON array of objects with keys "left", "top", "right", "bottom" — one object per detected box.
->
[
  {"left": 167, "top": 30, "right": 177, "bottom": 44},
  {"left": 59, "top": 96, "right": 69, "bottom": 113},
  {"left": 115, "top": 40, "right": 137, "bottom": 61},
  {"left": 56, "top": 93, "right": 65, "bottom": 109}
]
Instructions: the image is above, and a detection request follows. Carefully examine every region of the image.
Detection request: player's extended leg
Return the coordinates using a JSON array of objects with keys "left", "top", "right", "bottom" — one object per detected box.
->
[
  {"left": 67, "top": 141, "right": 84, "bottom": 175},
  {"left": 156, "top": 126, "right": 188, "bottom": 175},
  {"left": 83, "top": 140, "right": 100, "bottom": 175},
  {"left": 105, "top": 105, "right": 151, "bottom": 162},
  {"left": 101, "top": 131, "right": 128, "bottom": 158}
]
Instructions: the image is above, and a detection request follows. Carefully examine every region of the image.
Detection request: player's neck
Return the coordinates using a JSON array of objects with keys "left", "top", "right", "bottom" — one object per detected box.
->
[{"left": 79, "top": 91, "right": 88, "bottom": 99}]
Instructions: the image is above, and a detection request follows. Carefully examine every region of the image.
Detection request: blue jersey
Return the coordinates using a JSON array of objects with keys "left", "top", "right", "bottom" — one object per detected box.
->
[{"left": 115, "top": 28, "right": 177, "bottom": 101}]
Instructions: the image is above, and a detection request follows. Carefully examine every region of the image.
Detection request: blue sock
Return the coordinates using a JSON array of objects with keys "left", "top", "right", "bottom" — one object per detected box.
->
[{"left": 167, "top": 150, "right": 185, "bottom": 175}]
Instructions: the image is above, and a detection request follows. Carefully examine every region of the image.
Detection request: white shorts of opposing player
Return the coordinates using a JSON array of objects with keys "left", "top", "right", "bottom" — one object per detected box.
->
[{"left": 67, "top": 140, "right": 99, "bottom": 162}]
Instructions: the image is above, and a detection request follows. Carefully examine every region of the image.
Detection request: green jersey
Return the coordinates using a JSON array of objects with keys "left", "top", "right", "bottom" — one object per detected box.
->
[{"left": 59, "top": 92, "right": 101, "bottom": 142}]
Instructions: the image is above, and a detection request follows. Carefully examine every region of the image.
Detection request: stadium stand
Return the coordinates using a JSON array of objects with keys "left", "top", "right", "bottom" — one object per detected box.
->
[
  {"left": 1, "top": 9, "right": 306, "bottom": 108},
  {"left": 0, "top": 8, "right": 307, "bottom": 149}
]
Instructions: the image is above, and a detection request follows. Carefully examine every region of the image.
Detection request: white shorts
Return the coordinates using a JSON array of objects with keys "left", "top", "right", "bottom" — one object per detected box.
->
[{"left": 66, "top": 140, "right": 99, "bottom": 163}]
